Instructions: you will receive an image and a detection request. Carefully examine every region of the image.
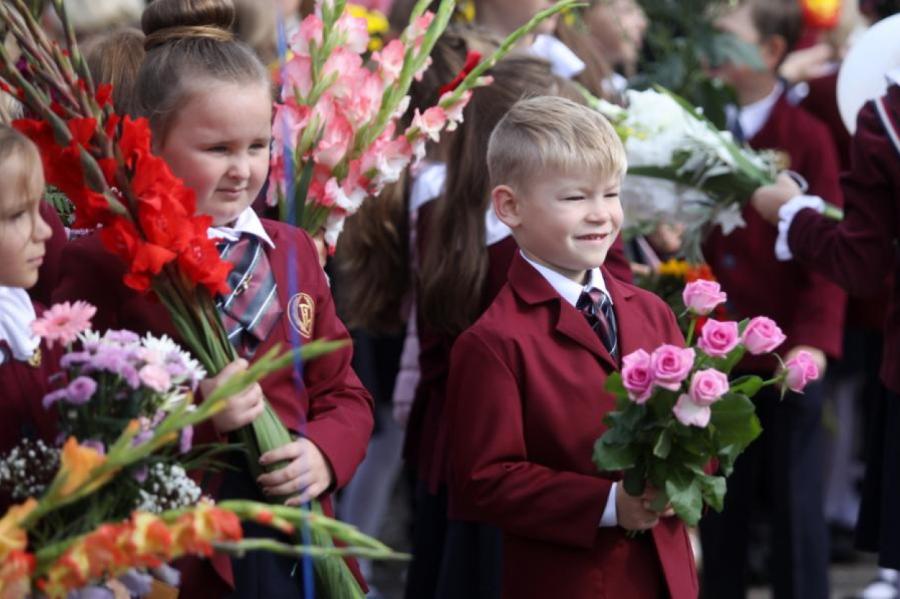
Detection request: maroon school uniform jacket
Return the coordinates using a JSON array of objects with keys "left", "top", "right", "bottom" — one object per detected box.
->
[
  {"left": 788, "top": 84, "right": 900, "bottom": 394},
  {"left": 445, "top": 253, "right": 697, "bottom": 599},
  {"left": 703, "top": 91, "right": 847, "bottom": 372},
  {"left": 405, "top": 200, "right": 634, "bottom": 492},
  {"left": 53, "top": 219, "right": 374, "bottom": 594}
]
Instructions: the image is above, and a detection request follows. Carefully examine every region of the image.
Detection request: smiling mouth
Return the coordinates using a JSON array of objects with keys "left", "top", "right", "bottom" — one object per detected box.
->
[{"left": 575, "top": 233, "right": 609, "bottom": 241}]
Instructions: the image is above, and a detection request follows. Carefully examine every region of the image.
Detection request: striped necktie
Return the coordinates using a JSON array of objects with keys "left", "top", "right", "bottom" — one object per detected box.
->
[
  {"left": 576, "top": 288, "right": 619, "bottom": 362},
  {"left": 216, "top": 234, "right": 281, "bottom": 357}
]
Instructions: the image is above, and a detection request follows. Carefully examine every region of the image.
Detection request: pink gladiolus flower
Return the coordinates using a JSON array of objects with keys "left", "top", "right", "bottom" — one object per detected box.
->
[
  {"left": 407, "top": 11, "right": 434, "bottom": 46},
  {"left": 335, "top": 13, "right": 370, "bottom": 54},
  {"left": 697, "top": 319, "right": 740, "bottom": 358},
  {"left": 412, "top": 106, "right": 447, "bottom": 142},
  {"left": 374, "top": 39, "right": 405, "bottom": 83},
  {"left": 139, "top": 363, "right": 172, "bottom": 393},
  {"left": 282, "top": 54, "right": 313, "bottom": 99},
  {"left": 324, "top": 178, "right": 367, "bottom": 213},
  {"left": 742, "top": 316, "right": 787, "bottom": 355},
  {"left": 682, "top": 280, "right": 727, "bottom": 316},
  {"left": 439, "top": 89, "right": 472, "bottom": 131},
  {"left": 688, "top": 369, "right": 729, "bottom": 406},
  {"left": 313, "top": 111, "right": 354, "bottom": 169},
  {"left": 673, "top": 394, "right": 712, "bottom": 427},
  {"left": 290, "top": 14, "right": 324, "bottom": 56},
  {"left": 272, "top": 101, "right": 311, "bottom": 153},
  {"left": 621, "top": 349, "right": 653, "bottom": 404},
  {"left": 31, "top": 301, "right": 96, "bottom": 348},
  {"left": 323, "top": 48, "right": 366, "bottom": 101},
  {"left": 650, "top": 345, "right": 695, "bottom": 391},
  {"left": 783, "top": 351, "right": 820, "bottom": 392},
  {"left": 344, "top": 71, "right": 384, "bottom": 128}
]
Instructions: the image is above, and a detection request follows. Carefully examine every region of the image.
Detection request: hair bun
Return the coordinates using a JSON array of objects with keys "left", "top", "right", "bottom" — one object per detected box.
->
[{"left": 142, "top": 0, "right": 236, "bottom": 50}]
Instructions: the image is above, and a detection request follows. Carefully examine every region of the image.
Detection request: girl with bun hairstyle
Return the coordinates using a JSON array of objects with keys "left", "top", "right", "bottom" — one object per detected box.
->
[{"left": 53, "top": 1, "right": 374, "bottom": 596}]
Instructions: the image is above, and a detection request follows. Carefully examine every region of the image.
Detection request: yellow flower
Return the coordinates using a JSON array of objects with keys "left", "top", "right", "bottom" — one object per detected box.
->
[
  {"left": 457, "top": 0, "right": 476, "bottom": 23},
  {"left": 658, "top": 258, "right": 690, "bottom": 278},
  {"left": 0, "top": 499, "right": 37, "bottom": 560},
  {"left": 52, "top": 438, "right": 114, "bottom": 499}
]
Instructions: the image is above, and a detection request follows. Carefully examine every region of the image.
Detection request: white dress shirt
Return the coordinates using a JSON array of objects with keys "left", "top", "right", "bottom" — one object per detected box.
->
[
  {"left": 0, "top": 287, "right": 39, "bottom": 365},
  {"left": 520, "top": 252, "right": 619, "bottom": 527},
  {"left": 208, "top": 206, "right": 276, "bottom": 249}
]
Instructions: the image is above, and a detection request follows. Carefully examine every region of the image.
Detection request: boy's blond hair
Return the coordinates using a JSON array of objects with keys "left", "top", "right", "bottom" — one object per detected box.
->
[{"left": 487, "top": 96, "right": 626, "bottom": 190}]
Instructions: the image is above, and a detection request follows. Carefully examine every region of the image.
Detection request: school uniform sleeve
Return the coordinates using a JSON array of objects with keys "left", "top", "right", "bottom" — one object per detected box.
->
[
  {"left": 52, "top": 234, "right": 126, "bottom": 332},
  {"left": 788, "top": 97, "right": 899, "bottom": 296},
  {"left": 783, "top": 121, "right": 846, "bottom": 356},
  {"left": 295, "top": 233, "right": 374, "bottom": 490},
  {"left": 446, "top": 328, "right": 612, "bottom": 550}
]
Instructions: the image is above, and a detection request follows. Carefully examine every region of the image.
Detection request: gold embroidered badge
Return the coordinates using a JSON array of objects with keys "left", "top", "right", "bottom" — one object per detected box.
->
[
  {"left": 27, "top": 347, "right": 42, "bottom": 368},
  {"left": 287, "top": 293, "right": 315, "bottom": 338}
]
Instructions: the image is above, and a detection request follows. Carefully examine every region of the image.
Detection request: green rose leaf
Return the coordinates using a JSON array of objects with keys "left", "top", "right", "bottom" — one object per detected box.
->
[
  {"left": 653, "top": 428, "right": 672, "bottom": 459},
  {"left": 593, "top": 437, "right": 638, "bottom": 471},
  {"left": 665, "top": 470, "right": 703, "bottom": 526},
  {"left": 729, "top": 374, "right": 765, "bottom": 397},
  {"left": 698, "top": 474, "right": 727, "bottom": 512}
]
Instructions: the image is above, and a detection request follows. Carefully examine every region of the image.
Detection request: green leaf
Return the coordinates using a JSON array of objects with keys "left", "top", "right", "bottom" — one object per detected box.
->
[
  {"left": 653, "top": 429, "right": 672, "bottom": 459},
  {"left": 665, "top": 470, "right": 703, "bottom": 527},
  {"left": 623, "top": 466, "right": 646, "bottom": 497},
  {"left": 604, "top": 373, "right": 627, "bottom": 397},
  {"left": 729, "top": 375, "right": 764, "bottom": 397},
  {"left": 710, "top": 393, "right": 762, "bottom": 450},
  {"left": 698, "top": 474, "right": 727, "bottom": 512},
  {"left": 593, "top": 437, "right": 638, "bottom": 471}
]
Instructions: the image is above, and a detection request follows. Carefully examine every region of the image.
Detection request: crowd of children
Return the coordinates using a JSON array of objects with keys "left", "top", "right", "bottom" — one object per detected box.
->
[{"left": 1, "top": 0, "right": 898, "bottom": 597}]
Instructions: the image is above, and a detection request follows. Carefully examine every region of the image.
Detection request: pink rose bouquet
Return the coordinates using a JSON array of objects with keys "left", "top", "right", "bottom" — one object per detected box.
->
[{"left": 593, "top": 280, "right": 819, "bottom": 526}]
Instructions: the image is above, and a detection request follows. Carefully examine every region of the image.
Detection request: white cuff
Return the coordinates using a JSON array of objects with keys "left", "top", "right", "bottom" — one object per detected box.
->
[
  {"left": 775, "top": 195, "right": 825, "bottom": 261},
  {"left": 599, "top": 482, "right": 618, "bottom": 527}
]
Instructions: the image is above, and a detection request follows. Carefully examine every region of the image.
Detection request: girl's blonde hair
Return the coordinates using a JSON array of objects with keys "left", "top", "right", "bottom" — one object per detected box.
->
[
  {"left": 135, "top": 0, "right": 269, "bottom": 142},
  {"left": 0, "top": 125, "right": 42, "bottom": 215},
  {"left": 83, "top": 28, "right": 146, "bottom": 116}
]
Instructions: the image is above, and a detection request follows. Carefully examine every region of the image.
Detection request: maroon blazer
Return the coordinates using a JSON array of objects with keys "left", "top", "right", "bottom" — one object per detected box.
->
[
  {"left": 788, "top": 84, "right": 900, "bottom": 393},
  {"left": 406, "top": 199, "right": 634, "bottom": 491},
  {"left": 445, "top": 252, "right": 697, "bottom": 599},
  {"left": 53, "top": 219, "right": 374, "bottom": 593},
  {"left": 703, "top": 91, "right": 847, "bottom": 373}
]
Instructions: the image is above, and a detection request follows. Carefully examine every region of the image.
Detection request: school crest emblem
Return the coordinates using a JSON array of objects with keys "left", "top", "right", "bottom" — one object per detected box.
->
[{"left": 287, "top": 293, "right": 315, "bottom": 339}]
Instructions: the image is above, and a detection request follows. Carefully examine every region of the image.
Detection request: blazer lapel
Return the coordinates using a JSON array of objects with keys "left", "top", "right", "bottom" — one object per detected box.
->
[
  {"left": 508, "top": 252, "right": 617, "bottom": 371},
  {"left": 604, "top": 268, "right": 639, "bottom": 359},
  {"left": 253, "top": 222, "right": 290, "bottom": 358}
]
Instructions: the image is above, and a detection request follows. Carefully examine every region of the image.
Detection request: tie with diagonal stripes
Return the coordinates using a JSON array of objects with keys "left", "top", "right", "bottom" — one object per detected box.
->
[
  {"left": 216, "top": 234, "right": 282, "bottom": 357},
  {"left": 576, "top": 288, "right": 619, "bottom": 362}
]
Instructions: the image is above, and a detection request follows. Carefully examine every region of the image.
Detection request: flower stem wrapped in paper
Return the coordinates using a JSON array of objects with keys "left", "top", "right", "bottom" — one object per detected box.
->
[
  {"left": 586, "top": 85, "right": 843, "bottom": 261},
  {"left": 593, "top": 280, "right": 820, "bottom": 526},
  {"left": 270, "top": 0, "right": 582, "bottom": 250}
]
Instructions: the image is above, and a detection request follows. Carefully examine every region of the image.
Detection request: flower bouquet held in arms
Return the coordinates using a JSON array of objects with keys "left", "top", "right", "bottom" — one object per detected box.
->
[
  {"left": 270, "top": 0, "right": 582, "bottom": 249},
  {"left": 633, "top": 259, "right": 722, "bottom": 336},
  {"left": 585, "top": 85, "right": 843, "bottom": 261},
  {"left": 593, "top": 280, "right": 820, "bottom": 526},
  {"left": 0, "top": 308, "right": 404, "bottom": 599}
]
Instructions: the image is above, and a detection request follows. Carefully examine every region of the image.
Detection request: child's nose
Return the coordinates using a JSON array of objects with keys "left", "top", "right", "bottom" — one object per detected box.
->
[
  {"left": 32, "top": 211, "right": 52, "bottom": 242},
  {"left": 227, "top": 155, "right": 251, "bottom": 180}
]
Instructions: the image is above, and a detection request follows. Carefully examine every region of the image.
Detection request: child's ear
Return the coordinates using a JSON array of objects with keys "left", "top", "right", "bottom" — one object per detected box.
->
[
  {"left": 492, "top": 185, "right": 522, "bottom": 229},
  {"left": 760, "top": 34, "right": 788, "bottom": 71}
]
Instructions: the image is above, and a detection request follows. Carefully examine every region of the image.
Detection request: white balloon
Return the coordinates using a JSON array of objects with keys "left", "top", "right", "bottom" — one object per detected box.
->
[{"left": 837, "top": 14, "right": 900, "bottom": 134}]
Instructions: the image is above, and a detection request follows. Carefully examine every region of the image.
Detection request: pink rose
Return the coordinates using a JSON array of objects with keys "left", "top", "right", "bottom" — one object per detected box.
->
[
  {"left": 742, "top": 316, "right": 787, "bottom": 355},
  {"left": 697, "top": 319, "right": 740, "bottom": 358},
  {"left": 649, "top": 345, "right": 695, "bottom": 391},
  {"left": 688, "top": 368, "right": 729, "bottom": 407},
  {"left": 682, "top": 280, "right": 727, "bottom": 316},
  {"left": 783, "top": 351, "right": 820, "bottom": 392},
  {"left": 621, "top": 349, "right": 653, "bottom": 404},
  {"left": 673, "top": 394, "right": 711, "bottom": 427}
]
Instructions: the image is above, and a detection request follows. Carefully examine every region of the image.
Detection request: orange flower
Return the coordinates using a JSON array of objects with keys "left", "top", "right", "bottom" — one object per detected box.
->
[
  {"left": 170, "top": 503, "right": 242, "bottom": 558},
  {"left": 0, "top": 499, "right": 37, "bottom": 561},
  {"left": 127, "top": 513, "right": 173, "bottom": 567},
  {"left": 0, "top": 550, "right": 35, "bottom": 599},
  {"left": 52, "top": 438, "right": 115, "bottom": 498},
  {"left": 82, "top": 523, "right": 130, "bottom": 578}
]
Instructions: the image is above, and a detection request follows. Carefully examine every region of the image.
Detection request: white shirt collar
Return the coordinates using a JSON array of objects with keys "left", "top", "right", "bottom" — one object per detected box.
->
[
  {"left": 409, "top": 161, "right": 447, "bottom": 213},
  {"left": 738, "top": 80, "right": 784, "bottom": 141},
  {"left": 888, "top": 67, "right": 900, "bottom": 86},
  {"left": 530, "top": 34, "right": 586, "bottom": 79},
  {"left": 208, "top": 207, "right": 275, "bottom": 249},
  {"left": 0, "top": 287, "right": 39, "bottom": 365},
  {"left": 520, "top": 251, "right": 613, "bottom": 307},
  {"left": 485, "top": 208, "right": 513, "bottom": 246}
]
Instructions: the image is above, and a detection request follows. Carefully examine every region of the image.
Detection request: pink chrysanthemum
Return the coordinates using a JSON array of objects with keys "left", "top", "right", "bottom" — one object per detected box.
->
[{"left": 31, "top": 301, "right": 96, "bottom": 348}]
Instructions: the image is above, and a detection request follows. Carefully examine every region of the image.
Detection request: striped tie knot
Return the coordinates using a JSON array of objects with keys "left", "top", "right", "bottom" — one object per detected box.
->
[
  {"left": 576, "top": 287, "right": 618, "bottom": 361},
  {"left": 217, "top": 234, "right": 281, "bottom": 356}
]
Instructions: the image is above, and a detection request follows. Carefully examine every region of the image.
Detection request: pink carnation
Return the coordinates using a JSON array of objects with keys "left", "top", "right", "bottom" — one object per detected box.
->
[
  {"left": 649, "top": 345, "right": 695, "bottom": 391},
  {"left": 673, "top": 394, "right": 712, "bottom": 427},
  {"left": 621, "top": 349, "right": 653, "bottom": 404},
  {"left": 783, "top": 351, "right": 820, "bottom": 392},
  {"left": 742, "top": 316, "right": 787, "bottom": 355},
  {"left": 682, "top": 280, "right": 727, "bottom": 316},
  {"left": 31, "top": 301, "right": 96, "bottom": 348},
  {"left": 697, "top": 319, "right": 740, "bottom": 358},
  {"left": 688, "top": 368, "right": 729, "bottom": 406}
]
